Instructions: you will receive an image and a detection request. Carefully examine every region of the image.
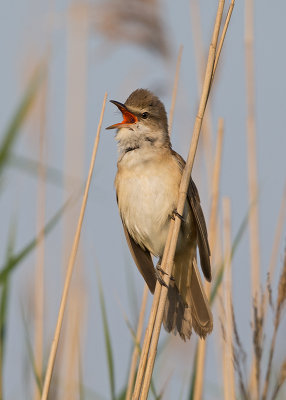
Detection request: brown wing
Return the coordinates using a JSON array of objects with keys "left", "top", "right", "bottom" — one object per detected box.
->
[
  {"left": 188, "top": 179, "right": 212, "bottom": 282},
  {"left": 122, "top": 222, "right": 157, "bottom": 293},
  {"left": 171, "top": 150, "right": 211, "bottom": 282}
]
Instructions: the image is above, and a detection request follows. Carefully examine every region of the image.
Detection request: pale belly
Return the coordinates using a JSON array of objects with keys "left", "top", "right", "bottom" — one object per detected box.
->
[{"left": 116, "top": 156, "right": 182, "bottom": 257}]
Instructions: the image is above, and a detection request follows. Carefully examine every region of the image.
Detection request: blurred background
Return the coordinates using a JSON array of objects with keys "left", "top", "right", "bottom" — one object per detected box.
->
[{"left": 1, "top": 0, "right": 286, "bottom": 399}]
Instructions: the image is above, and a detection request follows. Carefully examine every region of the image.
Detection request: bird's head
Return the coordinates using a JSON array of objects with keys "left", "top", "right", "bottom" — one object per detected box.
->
[{"left": 107, "top": 89, "right": 170, "bottom": 154}]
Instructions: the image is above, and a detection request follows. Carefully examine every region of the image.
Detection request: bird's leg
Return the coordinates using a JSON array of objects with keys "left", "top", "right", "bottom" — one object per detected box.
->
[{"left": 171, "top": 209, "right": 185, "bottom": 223}]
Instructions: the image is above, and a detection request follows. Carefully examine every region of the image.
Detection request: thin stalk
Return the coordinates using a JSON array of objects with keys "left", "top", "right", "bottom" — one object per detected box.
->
[
  {"left": 245, "top": 0, "right": 260, "bottom": 304},
  {"left": 193, "top": 117, "right": 224, "bottom": 400},
  {"left": 261, "top": 183, "right": 286, "bottom": 318},
  {"left": 222, "top": 198, "right": 236, "bottom": 400},
  {"left": 61, "top": 7, "right": 89, "bottom": 394},
  {"left": 213, "top": 0, "right": 235, "bottom": 78},
  {"left": 34, "top": 75, "right": 47, "bottom": 400},
  {"left": 134, "top": 2, "right": 226, "bottom": 398},
  {"left": 245, "top": 1, "right": 261, "bottom": 397},
  {"left": 40, "top": 93, "right": 107, "bottom": 400},
  {"left": 169, "top": 45, "right": 183, "bottom": 135},
  {"left": 132, "top": 229, "right": 173, "bottom": 399},
  {"left": 63, "top": 285, "right": 86, "bottom": 400},
  {"left": 189, "top": 0, "right": 214, "bottom": 184},
  {"left": 126, "top": 285, "right": 149, "bottom": 400}
]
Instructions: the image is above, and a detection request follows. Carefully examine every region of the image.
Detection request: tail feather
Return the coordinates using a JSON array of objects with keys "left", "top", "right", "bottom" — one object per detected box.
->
[{"left": 163, "top": 258, "right": 213, "bottom": 341}]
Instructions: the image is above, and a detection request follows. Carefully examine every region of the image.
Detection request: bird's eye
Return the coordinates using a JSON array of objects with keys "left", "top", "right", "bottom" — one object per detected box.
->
[{"left": 141, "top": 112, "right": 149, "bottom": 119}]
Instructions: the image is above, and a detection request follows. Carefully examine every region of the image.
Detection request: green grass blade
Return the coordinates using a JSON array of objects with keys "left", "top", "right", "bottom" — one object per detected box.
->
[
  {"left": 96, "top": 269, "right": 116, "bottom": 400},
  {"left": 188, "top": 345, "right": 198, "bottom": 400},
  {"left": 120, "top": 306, "right": 160, "bottom": 399},
  {"left": 0, "top": 221, "right": 17, "bottom": 398},
  {"left": 0, "top": 65, "right": 46, "bottom": 175},
  {"left": 8, "top": 153, "right": 81, "bottom": 188},
  {"left": 21, "top": 306, "right": 43, "bottom": 394},
  {"left": 0, "top": 198, "right": 70, "bottom": 284}
]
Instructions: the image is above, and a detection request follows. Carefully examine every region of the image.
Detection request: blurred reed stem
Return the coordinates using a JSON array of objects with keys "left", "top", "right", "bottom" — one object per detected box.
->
[
  {"left": 245, "top": 1, "right": 261, "bottom": 397},
  {"left": 41, "top": 93, "right": 107, "bottom": 400},
  {"left": 61, "top": 6, "right": 89, "bottom": 398},
  {"left": 126, "top": 285, "right": 149, "bottom": 400},
  {"left": 262, "top": 183, "right": 286, "bottom": 319},
  {"left": 193, "top": 117, "right": 224, "bottom": 400},
  {"left": 169, "top": 45, "right": 183, "bottom": 135},
  {"left": 33, "top": 75, "right": 48, "bottom": 400},
  {"left": 222, "top": 197, "right": 235, "bottom": 400}
]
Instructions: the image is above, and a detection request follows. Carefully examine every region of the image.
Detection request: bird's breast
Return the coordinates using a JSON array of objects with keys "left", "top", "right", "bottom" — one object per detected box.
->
[{"left": 115, "top": 151, "right": 182, "bottom": 256}]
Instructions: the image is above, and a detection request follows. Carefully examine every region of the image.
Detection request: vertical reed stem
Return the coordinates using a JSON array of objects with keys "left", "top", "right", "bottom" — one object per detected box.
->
[
  {"left": 34, "top": 78, "right": 47, "bottom": 400},
  {"left": 245, "top": 1, "right": 261, "bottom": 397},
  {"left": 41, "top": 93, "right": 107, "bottom": 400},
  {"left": 133, "top": 2, "right": 226, "bottom": 398},
  {"left": 222, "top": 197, "right": 236, "bottom": 400},
  {"left": 169, "top": 45, "right": 183, "bottom": 135},
  {"left": 126, "top": 285, "right": 149, "bottom": 400},
  {"left": 193, "top": 117, "right": 224, "bottom": 400}
]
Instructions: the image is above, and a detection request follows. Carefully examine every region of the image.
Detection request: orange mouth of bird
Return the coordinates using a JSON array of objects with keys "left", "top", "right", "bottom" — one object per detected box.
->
[{"left": 106, "top": 100, "right": 138, "bottom": 130}]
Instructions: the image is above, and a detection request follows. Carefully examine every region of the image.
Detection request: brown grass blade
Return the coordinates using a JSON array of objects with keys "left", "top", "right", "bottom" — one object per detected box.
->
[{"left": 40, "top": 93, "right": 107, "bottom": 400}]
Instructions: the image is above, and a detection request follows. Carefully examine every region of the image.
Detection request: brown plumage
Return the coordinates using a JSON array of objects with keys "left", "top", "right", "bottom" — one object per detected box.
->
[{"left": 107, "top": 89, "right": 213, "bottom": 340}]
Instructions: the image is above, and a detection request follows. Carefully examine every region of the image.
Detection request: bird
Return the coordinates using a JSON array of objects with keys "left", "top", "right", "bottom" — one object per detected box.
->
[{"left": 106, "top": 88, "right": 213, "bottom": 341}]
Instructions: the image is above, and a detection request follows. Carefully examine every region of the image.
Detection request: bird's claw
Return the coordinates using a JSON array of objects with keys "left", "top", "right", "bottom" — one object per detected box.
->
[
  {"left": 171, "top": 209, "right": 185, "bottom": 222},
  {"left": 156, "top": 264, "right": 175, "bottom": 284}
]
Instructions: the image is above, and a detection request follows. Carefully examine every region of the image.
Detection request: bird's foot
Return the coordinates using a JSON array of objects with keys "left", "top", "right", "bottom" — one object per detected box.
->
[
  {"left": 171, "top": 209, "right": 185, "bottom": 222},
  {"left": 156, "top": 263, "right": 175, "bottom": 283},
  {"left": 155, "top": 269, "right": 169, "bottom": 288}
]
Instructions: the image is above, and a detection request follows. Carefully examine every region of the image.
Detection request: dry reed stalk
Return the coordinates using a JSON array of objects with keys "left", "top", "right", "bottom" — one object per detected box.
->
[
  {"left": 63, "top": 2, "right": 89, "bottom": 261},
  {"left": 208, "top": 118, "right": 224, "bottom": 248},
  {"left": 270, "top": 359, "right": 286, "bottom": 400},
  {"left": 193, "top": 9, "right": 235, "bottom": 394},
  {"left": 245, "top": 0, "right": 260, "bottom": 301},
  {"left": 40, "top": 93, "right": 107, "bottom": 400},
  {"left": 189, "top": 0, "right": 214, "bottom": 183},
  {"left": 168, "top": 45, "right": 183, "bottom": 135},
  {"left": 212, "top": 0, "right": 235, "bottom": 78},
  {"left": 132, "top": 2, "right": 226, "bottom": 398},
  {"left": 262, "top": 252, "right": 286, "bottom": 400},
  {"left": 126, "top": 285, "right": 149, "bottom": 400},
  {"left": 195, "top": 118, "right": 224, "bottom": 392},
  {"left": 261, "top": 183, "right": 286, "bottom": 318},
  {"left": 193, "top": 118, "right": 224, "bottom": 400},
  {"left": 128, "top": 45, "right": 183, "bottom": 396},
  {"left": 222, "top": 198, "right": 236, "bottom": 400},
  {"left": 34, "top": 79, "right": 47, "bottom": 400},
  {"left": 245, "top": 0, "right": 260, "bottom": 300},
  {"left": 132, "top": 229, "right": 173, "bottom": 399},
  {"left": 60, "top": 5, "right": 89, "bottom": 395},
  {"left": 245, "top": 2, "right": 261, "bottom": 397},
  {"left": 63, "top": 283, "right": 86, "bottom": 400}
]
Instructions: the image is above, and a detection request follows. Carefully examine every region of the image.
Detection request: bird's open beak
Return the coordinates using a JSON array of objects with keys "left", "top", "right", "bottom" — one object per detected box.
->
[{"left": 106, "top": 100, "right": 138, "bottom": 130}]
